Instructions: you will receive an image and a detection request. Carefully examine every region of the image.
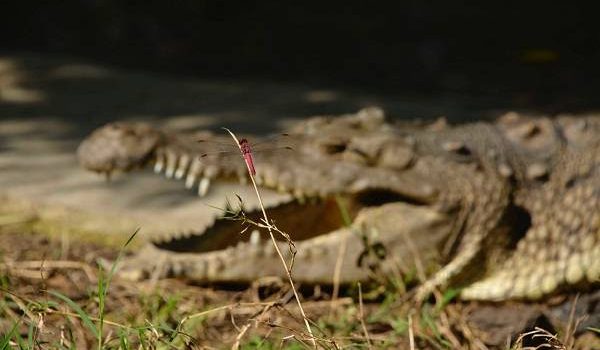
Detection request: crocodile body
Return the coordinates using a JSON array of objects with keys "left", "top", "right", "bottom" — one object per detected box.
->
[{"left": 77, "top": 108, "right": 600, "bottom": 301}]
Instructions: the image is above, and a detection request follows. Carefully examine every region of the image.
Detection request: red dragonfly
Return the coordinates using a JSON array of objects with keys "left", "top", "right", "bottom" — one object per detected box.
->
[
  {"left": 238, "top": 138, "right": 257, "bottom": 175},
  {"left": 196, "top": 130, "right": 294, "bottom": 177}
]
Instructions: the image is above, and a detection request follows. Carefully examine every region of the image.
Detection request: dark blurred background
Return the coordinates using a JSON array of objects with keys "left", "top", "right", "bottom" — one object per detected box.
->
[{"left": 1, "top": 1, "right": 599, "bottom": 121}]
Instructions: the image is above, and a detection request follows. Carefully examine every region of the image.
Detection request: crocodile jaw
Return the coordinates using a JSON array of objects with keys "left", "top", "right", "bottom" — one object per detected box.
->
[{"left": 121, "top": 202, "right": 452, "bottom": 284}]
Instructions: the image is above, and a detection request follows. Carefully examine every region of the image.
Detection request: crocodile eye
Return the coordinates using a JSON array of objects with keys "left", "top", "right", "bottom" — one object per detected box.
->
[{"left": 442, "top": 141, "right": 472, "bottom": 156}]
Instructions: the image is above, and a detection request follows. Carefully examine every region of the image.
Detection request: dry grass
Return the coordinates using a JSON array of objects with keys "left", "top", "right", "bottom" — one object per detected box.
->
[{"left": 1, "top": 228, "right": 598, "bottom": 349}]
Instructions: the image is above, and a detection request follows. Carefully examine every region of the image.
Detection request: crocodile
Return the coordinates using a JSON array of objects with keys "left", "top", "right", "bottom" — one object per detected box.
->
[{"left": 77, "top": 108, "right": 600, "bottom": 301}]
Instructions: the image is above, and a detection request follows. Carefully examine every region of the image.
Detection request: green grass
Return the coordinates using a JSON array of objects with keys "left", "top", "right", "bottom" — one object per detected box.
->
[
  {"left": 0, "top": 222, "right": 596, "bottom": 349},
  {"left": 1, "top": 250, "right": 595, "bottom": 349}
]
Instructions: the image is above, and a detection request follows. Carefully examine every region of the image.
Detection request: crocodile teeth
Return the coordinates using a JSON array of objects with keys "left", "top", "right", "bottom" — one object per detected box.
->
[
  {"left": 165, "top": 150, "right": 178, "bottom": 178},
  {"left": 277, "top": 183, "right": 288, "bottom": 193},
  {"left": 195, "top": 260, "right": 208, "bottom": 278},
  {"left": 294, "top": 189, "right": 306, "bottom": 204},
  {"left": 250, "top": 230, "right": 260, "bottom": 245},
  {"left": 185, "top": 173, "right": 197, "bottom": 189},
  {"left": 175, "top": 154, "right": 191, "bottom": 179},
  {"left": 207, "top": 257, "right": 225, "bottom": 277},
  {"left": 154, "top": 149, "right": 165, "bottom": 173},
  {"left": 185, "top": 157, "right": 204, "bottom": 189},
  {"left": 198, "top": 177, "right": 211, "bottom": 197}
]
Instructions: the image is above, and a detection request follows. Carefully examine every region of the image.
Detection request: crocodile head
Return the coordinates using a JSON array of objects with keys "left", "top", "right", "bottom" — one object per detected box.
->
[{"left": 77, "top": 108, "right": 460, "bottom": 285}]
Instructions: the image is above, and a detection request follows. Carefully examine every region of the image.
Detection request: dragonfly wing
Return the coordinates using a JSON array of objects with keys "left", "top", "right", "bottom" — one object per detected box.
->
[
  {"left": 245, "top": 133, "right": 293, "bottom": 149},
  {"left": 190, "top": 131, "right": 299, "bottom": 180},
  {"left": 197, "top": 133, "right": 297, "bottom": 156},
  {"left": 251, "top": 134, "right": 298, "bottom": 153}
]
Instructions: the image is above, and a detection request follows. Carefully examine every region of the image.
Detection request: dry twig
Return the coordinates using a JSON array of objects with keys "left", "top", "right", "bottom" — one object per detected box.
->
[
  {"left": 222, "top": 128, "right": 316, "bottom": 346},
  {"left": 357, "top": 282, "right": 372, "bottom": 349},
  {"left": 0, "top": 259, "right": 96, "bottom": 281}
]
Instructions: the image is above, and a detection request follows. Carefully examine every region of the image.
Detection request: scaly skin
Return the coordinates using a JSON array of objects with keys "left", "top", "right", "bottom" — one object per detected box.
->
[{"left": 77, "top": 108, "right": 600, "bottom": 301}]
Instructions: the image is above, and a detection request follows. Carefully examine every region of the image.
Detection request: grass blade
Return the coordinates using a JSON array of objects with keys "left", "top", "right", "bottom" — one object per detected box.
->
[
  {"left": 48, "top": 290, "right": 99, "bottom": 338},
  {"left": 98, "top": 227, "right": 140, "bottom": 349},
  {"left": 1, "top": 321, "right": 20, "bottom": 350}
]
